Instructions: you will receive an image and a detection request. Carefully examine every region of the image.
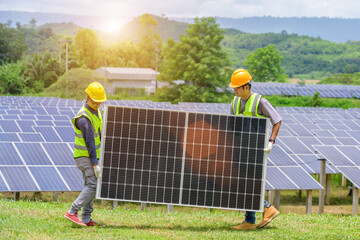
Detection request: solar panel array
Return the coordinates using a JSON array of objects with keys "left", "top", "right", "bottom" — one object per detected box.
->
[
  {"left": 240, "top": 82, "right": 360, "bottom": 98},
  {"left": 97, "top": 106, "right": 270, "bottom": 211},
  {"left": 2, "top": 96, "right": 359, "bottom": 193}
]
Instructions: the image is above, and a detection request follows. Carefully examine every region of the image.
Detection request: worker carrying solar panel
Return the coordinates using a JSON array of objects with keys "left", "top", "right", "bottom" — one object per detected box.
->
[
  {"left": 229, "top": 69, "right": 282, "bottom": 231},
  {"left": 64, "top": 82, "right": 106, "bottom": 227}
]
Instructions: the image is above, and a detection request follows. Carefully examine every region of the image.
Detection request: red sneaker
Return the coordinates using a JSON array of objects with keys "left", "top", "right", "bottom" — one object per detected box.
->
[
  {"left": 64, "top": 211, "right": 86, "bottom": 227},
  {"left": 85, "top": 219, "right": 105, "bottom": 227}
]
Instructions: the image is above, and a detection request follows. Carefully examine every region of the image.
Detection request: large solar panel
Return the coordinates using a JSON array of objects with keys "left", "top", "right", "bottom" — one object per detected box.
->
[
  {"left": 97, "top": 106, "right": 270, "bottom": 212},
  {"left": 314, "top": 145, "right": 360, "bottom": 188}
]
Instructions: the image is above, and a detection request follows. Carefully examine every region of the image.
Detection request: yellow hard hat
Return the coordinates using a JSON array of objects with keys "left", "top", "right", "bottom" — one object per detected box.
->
[
  {"left": 229, "top": 69, "right": 252, "bottom": 88},
  {"left": 85, "top": 82, "right": 107, "bottom": 102}
]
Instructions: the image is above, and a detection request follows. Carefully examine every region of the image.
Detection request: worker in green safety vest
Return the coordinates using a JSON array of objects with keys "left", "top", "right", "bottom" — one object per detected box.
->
[
  {"left": 229, "top": 69, "right": 282, "bottom": 231},
  {"left": 64, "top": 82, "right": 106, "bottom": 227}
]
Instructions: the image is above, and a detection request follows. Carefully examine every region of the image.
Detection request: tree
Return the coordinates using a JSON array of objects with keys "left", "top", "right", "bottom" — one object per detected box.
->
[
  {"left": 24, "top": 51, "right": 61, "bottom": 91},
  {"left": 136, "top": 14, "right": 162, "bottom": 69},
  {"left": 104, "top": 41, "right": 140, "bottom": 68},
  {"left": 75, "top": 29, "right": 101, "bottom": 69},
  {"left": 244, "top": 44, "right": 286, "bottom": 82},
  {"left": 29, "top": 18, "right": 37, "bottom": 28},
  {"left": 0, "top": 23, "right": 27, "bottom": 64},
  {"left": 160, "top": 17, "right": 232, "bottom": 102},
  {"left": 0, "top": 61, "right": 26, "bottom": 95}
]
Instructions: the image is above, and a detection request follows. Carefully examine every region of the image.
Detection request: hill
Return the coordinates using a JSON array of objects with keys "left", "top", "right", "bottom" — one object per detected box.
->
[
  {"left": 2, "top": 11, "right": 360, "bottom": 42},
  {"left": 172, "top": 16, "right": 360, "bottom": 43}
]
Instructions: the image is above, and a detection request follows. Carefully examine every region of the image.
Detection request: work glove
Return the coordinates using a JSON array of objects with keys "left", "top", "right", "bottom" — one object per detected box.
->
[
  {"left": 93, "top": 164, "right": 101, "bottom": 178},
  {"left": 264, "top": 141, "right": 273, "bottom": 154}
]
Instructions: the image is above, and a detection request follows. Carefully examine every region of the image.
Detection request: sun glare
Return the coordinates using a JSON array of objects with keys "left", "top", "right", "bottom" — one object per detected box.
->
[{"left": 105, "top": 21, "right": 121, "bottom": 33}]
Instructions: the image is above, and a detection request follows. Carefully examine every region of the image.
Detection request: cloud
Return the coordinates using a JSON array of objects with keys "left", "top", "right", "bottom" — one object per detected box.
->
[{"left": 0, "top": 0, "right": 360, "bottom": 18}]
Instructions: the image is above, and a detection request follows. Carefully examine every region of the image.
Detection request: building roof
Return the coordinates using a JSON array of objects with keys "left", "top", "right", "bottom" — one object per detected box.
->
[{"left": 96, "top": 67, "right": 159, "bottom": 81}]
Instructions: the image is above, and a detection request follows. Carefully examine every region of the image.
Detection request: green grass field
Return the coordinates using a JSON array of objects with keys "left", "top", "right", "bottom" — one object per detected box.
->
[{"left": 1, "top": 188, "right": 359, "bottom": 240}]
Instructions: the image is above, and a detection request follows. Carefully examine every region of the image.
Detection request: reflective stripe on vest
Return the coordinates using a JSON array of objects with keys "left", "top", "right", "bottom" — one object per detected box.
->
[
  {"left": 231, "top": 93, "right": 264, "bottom": 117},
  {"left": 72, "top": 105, "right": 103, "bottom": 158}
]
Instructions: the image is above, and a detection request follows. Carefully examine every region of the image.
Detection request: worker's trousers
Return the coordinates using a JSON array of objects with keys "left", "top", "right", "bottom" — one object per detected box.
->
[
  {"left": 69, "top": 157, "right": 97, "bottom": 224},
  {"left": 245, "top": 200, "right": 271, "bottom": 224}
]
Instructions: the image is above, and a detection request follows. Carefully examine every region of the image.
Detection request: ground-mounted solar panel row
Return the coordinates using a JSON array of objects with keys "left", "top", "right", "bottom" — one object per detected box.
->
[
  {"left": 249, "top": 82, "right": 360, "bottom": 98},
  {"left": 0, "top": 96, "right": 359, "bottom": 196}
]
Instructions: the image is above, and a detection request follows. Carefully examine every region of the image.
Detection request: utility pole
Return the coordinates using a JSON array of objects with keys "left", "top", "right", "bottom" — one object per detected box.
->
[
  {"left": 58, "top": 42, "right": 62, "bottom": 66},
  {"left": 57, "top": 38, "right": 72, "bottom": 98},
  {"left": 64, "top": 38, "right": 72, "bottom": 98},
  {"left": 154, "top": 41, "right": 159, "bottom": 92}
]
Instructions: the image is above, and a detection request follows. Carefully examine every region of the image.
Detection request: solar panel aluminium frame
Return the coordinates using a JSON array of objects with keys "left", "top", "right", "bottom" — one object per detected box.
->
[{"left": 96, "top": 105, "right": 270, "bottom": 212}]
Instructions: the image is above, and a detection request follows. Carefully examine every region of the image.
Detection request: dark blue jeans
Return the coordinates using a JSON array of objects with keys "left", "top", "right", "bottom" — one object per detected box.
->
[{"left": 245, "top": 200, "right": 271, "bottom": 224}]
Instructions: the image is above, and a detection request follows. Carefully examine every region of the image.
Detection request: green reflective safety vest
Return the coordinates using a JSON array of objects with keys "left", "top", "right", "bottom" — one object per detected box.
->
[
  {"left": 72, "top": 105, "right": 103, "bottom": 159},
  {"left": 231, "top": 93, "right": 265, "bottom": 117}
]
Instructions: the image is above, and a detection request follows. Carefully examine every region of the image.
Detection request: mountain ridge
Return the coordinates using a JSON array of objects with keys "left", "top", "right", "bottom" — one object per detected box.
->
[{"left": 1, "top": 11, "right": 360, "bottom": 42}]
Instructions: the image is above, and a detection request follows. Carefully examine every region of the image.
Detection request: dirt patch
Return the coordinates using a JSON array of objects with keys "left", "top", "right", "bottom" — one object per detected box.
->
[{"left": 288, "top": 78, "right": 321, "bottom": 84}]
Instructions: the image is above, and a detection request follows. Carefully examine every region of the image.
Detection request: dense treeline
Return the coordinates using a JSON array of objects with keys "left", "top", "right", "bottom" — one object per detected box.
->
[{"left": 222, "top": 31, "right": 360, "bottom": 76}]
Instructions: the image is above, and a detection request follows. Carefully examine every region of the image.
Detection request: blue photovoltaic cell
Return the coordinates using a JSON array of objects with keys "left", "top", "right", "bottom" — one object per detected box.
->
[
  {"left": 28, "top": 167, "right": 69, "bottom": 191},
  {"left": 346, "top": 131, "right": 360, "bottom": 142},
  {"left": 336, "top": 146, "right": 360, "bottom": 165},
  {"left": 317, "top": 137, "right": 342, "bottom": 146},
  {"left": 286, "top": 124, "right": 313, "bottom": 137},
  {"left": 312, "top": 130, "right": 333, "bottom": 137},
  {"left": 42, "top": 143, "right": 74, "bottom": 165},
  {"left": 57, "top": 167, "right": 83, "bottom": 191},
  {"left": 277, "top": 129, "right": 294, "bottom": 137},
  {"left": 53, "top": 115, "right": 70, "bottom": 121},
  {"left": 54, "top": 127, "right": 74, "bottom": 142},
  {"left": 266, "top": 167, "right": 298, "bottom": 189},
  {"left": 0, "top": 120, "right": 20, "bottom": 132},
  {"left": 341, "top": 120, "right": 360, "bottom": 130},
  {"left": 330, "top": 130, "right": 351, "bottom": 138},
  {"left": 6, "top": 110, "right": 21, "bottom": 114},
  {"left": 21, "top": 110, "right": 37, "bottom": 115},
  {"left": 0, "top": 173, "right": 9, "bottom": 191},
  {"left": 0, "top": 167, "right": 39, "bottom": 191},
  {"left": 336, "top": 167, "right": 360, "bottom": 188},
  {"left": 31, "top": 107, "right": 47, "bottom": 115},
  {"left": 336, "top": 137, "right": 359, "bottom": 146},
  {"left": 298, "top": 136, "right": 322, "bottom": 153},
  {"left": 53, "top": 121, "right": 72, "bottom": 127},
  {"left": 278, "top": 137, "right": 313, "bottom": 154},
  {"left": 33, "top": 127, "right": 62, "bottom": 142},
  {"left": 267, "top": 145, "right": 298, "bottom": 166},
  {"left": 18, "top": 133, "right": 45, "bottom": 142},
  {"left": 19, "top": 115, "right": 37, "bottom": 120},
  {"left": 15, "top": 143, "right": 52, "bottom": 165},
  {"left": 331, "top": 124, "right": 351, "bottom": 131},
  {"left": 0, "top": 133, "right": 20, "bottom": 142},
  {"left": 36, "top": 120, "right": 54, "bottom": 126},
  {"left": 317, "top": 124, "right": 335, "bottom": 130},
  {"left": 302, "top": 124, "right": 319, "bottom": 130},
  {"left": 289, "top": 155, "right": 313, "bottom": 173},
  {"left": 44, "top": 107, "right": 60, "bottom": 115},
  {"left": 3, "top": 115, "right": 19, "bottom": 120},
  {"left": 280, "top": 166, "right": 322, "bottom": 189},
  {"left": 16, "top": 120, "right": 35, "bottom": 132},
  {"left": 314, "top": 145, "right": 354, "bottom": 166},
  {"left": 292, "top": 115, "right": 313, "bottom": 124},
  {"left": 0, "top": 143, "right": 23, "bottom": 165},
  {"left": 36, "top": 115, "right": 52, "bottom": 120}
]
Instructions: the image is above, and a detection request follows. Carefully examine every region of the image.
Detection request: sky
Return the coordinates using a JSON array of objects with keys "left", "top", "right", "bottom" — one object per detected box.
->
[{"left": 1, "top": 0, "right": 360, "bottom": 19}]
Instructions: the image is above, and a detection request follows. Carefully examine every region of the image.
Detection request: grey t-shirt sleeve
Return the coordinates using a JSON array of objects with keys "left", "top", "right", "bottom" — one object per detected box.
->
[{"left": 257, "top": 98, "right": 282, "bottom": 125}]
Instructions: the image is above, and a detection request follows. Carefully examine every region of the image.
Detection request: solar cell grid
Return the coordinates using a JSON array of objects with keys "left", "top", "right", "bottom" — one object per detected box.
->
[
  {"left": 0, "top": 167, "right": 39, "bottom": 191},
  {"left": 98, "top": 106, "right": 269, "bottom": 211}
]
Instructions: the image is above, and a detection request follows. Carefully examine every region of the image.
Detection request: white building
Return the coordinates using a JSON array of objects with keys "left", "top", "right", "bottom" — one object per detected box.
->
[{"left": 96, "top": 67, "right": 159, "bottom": 95}]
